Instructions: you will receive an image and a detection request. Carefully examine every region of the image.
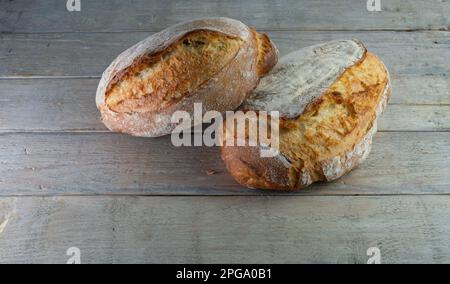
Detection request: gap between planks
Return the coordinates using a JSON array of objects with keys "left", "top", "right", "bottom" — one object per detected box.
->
[
  {"left": 1, "top": 0, "right": 449, "bottom": 33},
  {"left": 2, "top": 28, "right": 449, "bottom": 35},
  {"left": 3, "top": 193, "right": 450, "bottom": 198},
  {"left": 0, "top": 130, "right": 449, "bottom": 135}
]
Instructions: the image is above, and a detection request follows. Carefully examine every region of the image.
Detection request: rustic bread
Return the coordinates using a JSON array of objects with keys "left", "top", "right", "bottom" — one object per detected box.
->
[
  {"left": 221, "top": 40, "right": 391, "bottom": 190},
  {"left": 96, "top": 17, "right": 278, "bottom": 137}
]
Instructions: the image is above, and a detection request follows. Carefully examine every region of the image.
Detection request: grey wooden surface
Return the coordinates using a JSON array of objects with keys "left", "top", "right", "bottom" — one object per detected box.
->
[
  {"left": 1, "top": 132, "right": 450, "bottom": 196},
  {"left": 0, "top": 0, "right": 449, "bottom": 263},
  {"left": 1, "top": 0, "right": 448, "bottom": 32},
  {"left": 1, "top": 31, "right": 448, "bottom": 77},
  {"left": 1, "top": 195, "right": 450, "bottom": 264}
]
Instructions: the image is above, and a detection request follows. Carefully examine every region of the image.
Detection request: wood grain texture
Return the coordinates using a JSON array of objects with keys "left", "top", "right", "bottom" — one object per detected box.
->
[
  {"left": 1, "top": 0, "right": 449, "bottom": 265},
  {"left": 0, "top": 0, "right": 449, "bottom": 33},
  {"left": 0, "top": 31, "right": 448, "bottom": 78},
  {"left": 1, "top": 195, "right": 450, "bottom": 263},
  {"left": 0, "top": 132, "right": 449, "bottom": 196},
  {"left": 0, "top": 77, "right": 448, "bottom": 132}
]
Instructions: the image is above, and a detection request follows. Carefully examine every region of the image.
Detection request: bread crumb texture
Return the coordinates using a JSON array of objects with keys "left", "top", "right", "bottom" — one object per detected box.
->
[{"left": 106, "top": 30, "right": 243, "bottom": 113}]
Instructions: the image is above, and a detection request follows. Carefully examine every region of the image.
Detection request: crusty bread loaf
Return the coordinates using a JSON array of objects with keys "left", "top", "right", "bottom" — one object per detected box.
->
[
  {"left": 96, "top": 17, "right": 278, "bottom": 137},
  {"left": 221, "top": 40, "right": 391, "bottom": 190}
]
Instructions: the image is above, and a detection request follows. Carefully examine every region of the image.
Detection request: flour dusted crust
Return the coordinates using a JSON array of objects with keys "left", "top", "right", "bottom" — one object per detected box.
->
[
  {"left": 96, "top": 17, "right": 278, "bottom": 137},
  {"left": 242, "top": 40, "right": 366, "bottom": 118},
  {"left": 221, "top": 40, "right": 392, "bottom": 190},
  {"left": 317, "top": 80, "right": 391, "bottom": 184}
]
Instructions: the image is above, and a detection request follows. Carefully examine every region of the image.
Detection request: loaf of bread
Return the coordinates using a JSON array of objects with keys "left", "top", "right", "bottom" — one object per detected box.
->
[
  {"left": 96, "top": 17, "right": 278, "bottom": 137},
  {"left": 221, "top": 40, "right": 391, "bottom": 190}
]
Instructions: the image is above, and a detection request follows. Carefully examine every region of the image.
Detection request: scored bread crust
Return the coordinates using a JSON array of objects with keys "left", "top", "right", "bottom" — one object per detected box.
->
[
  {"left": 96, "top": 17, "right": 278, "bottom": 137},
  {"left": 221, "top": 40, "right": 391, "bottom": 190}
]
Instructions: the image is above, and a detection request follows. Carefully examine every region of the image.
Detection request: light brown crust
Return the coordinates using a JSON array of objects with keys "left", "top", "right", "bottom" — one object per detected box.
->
[
  {"left": 255, "top": 31, "right": 279, "bottom": 76},
  {"left": 96, "top": 18, "right": 278, "bottom": 137},
  {"left": 105, "top": 30, "right": 244, "bottom": 113},
  {"left": 221, "top": 47, "right": 391, "bottom": 191}
]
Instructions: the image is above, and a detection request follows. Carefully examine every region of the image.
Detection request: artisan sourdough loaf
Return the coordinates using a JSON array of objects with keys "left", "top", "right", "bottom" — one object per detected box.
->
[
  {"left": 96, "top": 17, "right": 278, "bottom": 137},
  {"left": 221, "top": 40, "right": 391, "bottom": 190}
]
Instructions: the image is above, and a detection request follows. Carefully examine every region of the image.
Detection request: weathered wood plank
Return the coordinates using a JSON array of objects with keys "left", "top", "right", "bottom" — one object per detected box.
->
[
  {"left": 0, "top": 195, "right": 450, "bottom": 263},
  {"left": 0, "top": 31, "right": 448, "bottom": 78},
  {"left": 0, "top": 132, "right": 449, "bottom": 196},
  {"left": 380, "top": 105, "right": 450, "bottom": 132},
  {"left": 0, "top": 77, "right": 448, "bottom": 132},
  {"left": 0, "top": 79, "right": 102, "bottom": 132},
  {"left": 391, "top": 75, "right": 449, "bottom": 105},
  {"left": 0, "top": 0, "right": 448, "bottom": 33}
]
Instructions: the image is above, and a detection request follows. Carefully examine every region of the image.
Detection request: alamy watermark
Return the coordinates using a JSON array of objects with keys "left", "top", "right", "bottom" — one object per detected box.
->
[
  {"left": 367, "top": 0, "right": 382, "bottom": 12},
  {"left": 66, "top": 247, "right": 81, "bottom": 264},
  {"left": 170, "top": 103, "right": 280, "bottom": 158},
  {"left": 367, "top": 247, "right": 381, "bottom": 264},
  {"left": 66, "top": 0, "right": 81, "bottom": 12}
]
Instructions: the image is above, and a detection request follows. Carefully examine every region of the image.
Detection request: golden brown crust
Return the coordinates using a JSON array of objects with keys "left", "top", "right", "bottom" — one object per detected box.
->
[
  {"left": 96, "top": 18, "right": 279, "bottom": 137},
  {"left": 254, "top": 31, "right": 279, "bottom": 77},
  {"left": 221, "top": 145, "right": 291, "bottom": 190},
  {"left": 105, "top": 30, "right": 243, "bottom": 113},
  {"left": 221, "top": 50, "right": 391, "bottom": 191}
]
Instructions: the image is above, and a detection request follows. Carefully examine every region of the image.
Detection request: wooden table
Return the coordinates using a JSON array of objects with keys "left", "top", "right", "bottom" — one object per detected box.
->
[{"left": 0, "top": 0, "right": 449, "bottom": 263}]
